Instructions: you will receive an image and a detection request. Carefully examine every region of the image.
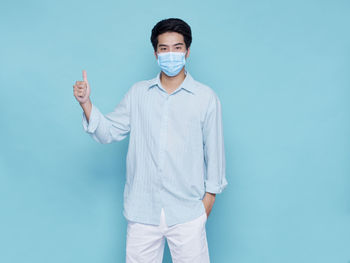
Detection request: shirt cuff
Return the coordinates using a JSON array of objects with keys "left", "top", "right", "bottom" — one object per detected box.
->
[
  {"left": 82, "top": 104, "right": 100, "bottom": 134},
  {"left": 204, "top": 176, "right": 228, "bottom": 194}
]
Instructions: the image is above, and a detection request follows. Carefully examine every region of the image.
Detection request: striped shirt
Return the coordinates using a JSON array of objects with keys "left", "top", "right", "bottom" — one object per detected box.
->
[{"left": 82, "top": 70, "right": 228, "bottom": 226}]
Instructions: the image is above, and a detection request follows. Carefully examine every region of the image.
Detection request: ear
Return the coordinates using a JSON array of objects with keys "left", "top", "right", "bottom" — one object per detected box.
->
[
  {"left": 185, "top": 48, "right": 190, "bottom": 59},
  {"left": 154, "top": 50, "right": 158, "bottom": 60}
]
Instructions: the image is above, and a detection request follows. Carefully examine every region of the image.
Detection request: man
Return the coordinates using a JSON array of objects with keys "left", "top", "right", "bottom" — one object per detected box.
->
[{"left": 73, "top": 18, "right": 228, "bottom": 263}]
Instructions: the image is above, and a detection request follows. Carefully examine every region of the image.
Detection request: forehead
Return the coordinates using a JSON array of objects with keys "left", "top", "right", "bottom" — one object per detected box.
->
[{"left": 157, "top": 32, "right": 185, "bottom": 46}]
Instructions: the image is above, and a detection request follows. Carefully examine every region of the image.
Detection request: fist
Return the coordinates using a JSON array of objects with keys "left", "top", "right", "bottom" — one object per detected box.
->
[{"left": 73, "top": 70, "right": 90, "bottom": 104}]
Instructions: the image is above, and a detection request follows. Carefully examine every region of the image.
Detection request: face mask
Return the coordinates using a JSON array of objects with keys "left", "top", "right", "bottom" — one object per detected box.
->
[{"left": 157, "top": 51, "right": 186, "bottom": 77}]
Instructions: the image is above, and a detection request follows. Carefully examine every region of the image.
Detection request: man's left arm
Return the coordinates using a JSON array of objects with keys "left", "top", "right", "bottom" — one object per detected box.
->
[{"left": 202, "top": 93, "right": 228, "bottom": 217}]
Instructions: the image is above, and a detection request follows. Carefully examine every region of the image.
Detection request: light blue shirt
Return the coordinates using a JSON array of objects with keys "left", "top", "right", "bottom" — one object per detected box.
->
[{"left": 82, "top": 70, "right": 228, "bottom": 226}]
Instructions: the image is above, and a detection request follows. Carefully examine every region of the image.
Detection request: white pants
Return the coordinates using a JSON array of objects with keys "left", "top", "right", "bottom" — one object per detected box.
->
[{"left": 126, "top": 208, "right": 210, "bottom": 263}]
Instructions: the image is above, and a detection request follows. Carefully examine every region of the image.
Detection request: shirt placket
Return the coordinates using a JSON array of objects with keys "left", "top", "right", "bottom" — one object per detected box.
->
[{"left": 157, "top": 93, "right": 170, "bottom": 193}]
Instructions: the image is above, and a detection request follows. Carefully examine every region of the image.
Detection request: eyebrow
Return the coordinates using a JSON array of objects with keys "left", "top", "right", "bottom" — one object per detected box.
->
[{"left": 158, "top": 43, "right": 184, "bottom": 47}]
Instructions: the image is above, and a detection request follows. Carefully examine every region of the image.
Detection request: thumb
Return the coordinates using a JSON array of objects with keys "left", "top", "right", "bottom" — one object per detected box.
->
[{"left": 82, "top": 70, "right": 88, "bottom": 82}]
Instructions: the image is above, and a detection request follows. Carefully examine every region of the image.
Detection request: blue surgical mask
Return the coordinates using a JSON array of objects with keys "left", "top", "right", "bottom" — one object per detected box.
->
[{"left": 157, "top": 51, "right": 186, "bottom": 77}]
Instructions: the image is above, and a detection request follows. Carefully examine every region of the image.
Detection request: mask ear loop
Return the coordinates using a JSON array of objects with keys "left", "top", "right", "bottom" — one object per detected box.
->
[
  {"left": 184, "top": 50, "right": 189, "bottom": 63},
  {"left": 182, "top": 51, "right": 187, "bottom": 75}
]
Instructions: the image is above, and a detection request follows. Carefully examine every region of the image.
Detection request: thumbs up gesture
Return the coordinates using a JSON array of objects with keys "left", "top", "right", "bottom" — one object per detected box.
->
[{"left": 73, "top": 70, "right": 91, "bottom": 104}]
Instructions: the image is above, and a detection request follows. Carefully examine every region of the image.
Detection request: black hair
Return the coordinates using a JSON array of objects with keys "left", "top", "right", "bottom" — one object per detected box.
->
[{"left": 150, "top": 18, "right": 192, "bottom": 51}]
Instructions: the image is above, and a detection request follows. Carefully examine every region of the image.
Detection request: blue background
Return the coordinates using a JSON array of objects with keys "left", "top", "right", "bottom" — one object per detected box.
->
[{"left": 1, "top": 0, "right": 349, "bottom": 262}]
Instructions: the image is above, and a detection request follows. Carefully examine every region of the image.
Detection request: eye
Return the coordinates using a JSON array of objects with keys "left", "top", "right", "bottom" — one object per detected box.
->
[{"left": 176, "top": 46, "right": 182, "bottom": 49}]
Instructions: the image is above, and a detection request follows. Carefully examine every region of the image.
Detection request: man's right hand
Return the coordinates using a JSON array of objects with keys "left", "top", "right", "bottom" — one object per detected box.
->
[
  {"left": 73, "top": 70, "right": 91, "bottom": 104},
  {"left": 73, "top": 70, "right": 92, "bottom": 122}
]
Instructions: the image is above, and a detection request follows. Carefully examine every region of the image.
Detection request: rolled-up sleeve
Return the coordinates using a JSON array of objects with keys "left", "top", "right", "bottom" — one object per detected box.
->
[
  {"left": 82, "top": 88, "right": 131, "bottom": 144},
  {"left": 203, "top": 93, "right": 228, "bottom": 194}
]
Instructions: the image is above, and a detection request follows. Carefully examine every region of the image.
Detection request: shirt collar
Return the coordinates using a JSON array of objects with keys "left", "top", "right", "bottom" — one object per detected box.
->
[{"left": 147, "top": 69, "right": 196, "bottom": 94}]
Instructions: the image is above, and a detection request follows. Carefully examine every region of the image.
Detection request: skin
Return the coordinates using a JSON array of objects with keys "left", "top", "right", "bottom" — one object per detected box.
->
[{"left": 73, "top": 31, "right": 216, "bottom": 218}]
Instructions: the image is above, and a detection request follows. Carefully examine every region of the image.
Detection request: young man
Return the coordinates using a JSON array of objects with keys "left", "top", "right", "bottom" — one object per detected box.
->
[{"left": 73, "top": 18, "right": 228, "bottom": 263}]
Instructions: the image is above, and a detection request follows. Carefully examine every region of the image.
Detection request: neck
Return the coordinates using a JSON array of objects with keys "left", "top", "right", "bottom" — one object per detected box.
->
[{"left": 160, "top": 67, "right": 186, "bottom": 94}]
